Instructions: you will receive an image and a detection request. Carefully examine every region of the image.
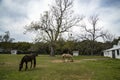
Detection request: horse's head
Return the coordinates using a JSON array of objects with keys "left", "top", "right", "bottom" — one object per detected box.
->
[{"left": 19, "top": 63, "right": 23, "bottom": 71}]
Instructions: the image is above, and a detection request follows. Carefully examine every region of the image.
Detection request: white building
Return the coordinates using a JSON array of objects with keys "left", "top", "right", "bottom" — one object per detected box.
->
[
  {"left": 73, "top": 51, "right": 79, "bottom": 56},
  {"left": 103, "top": 41, "right": 120, "bottom": 59},
  {"left": 0, "top": 48, "right": 4, "bottom": 53},
  {"left": 11, "top": 50, "right": 17, "bottom": 54}
]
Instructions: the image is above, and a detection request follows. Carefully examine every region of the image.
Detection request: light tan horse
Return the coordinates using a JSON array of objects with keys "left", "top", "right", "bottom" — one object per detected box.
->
[{"left": 62, "top": 54, "right": 73, "bottom": 62}]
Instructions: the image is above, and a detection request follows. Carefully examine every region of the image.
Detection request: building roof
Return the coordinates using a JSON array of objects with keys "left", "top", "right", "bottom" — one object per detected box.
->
[
  {"left": 103, "top": 41, "right": 120, "bottom": 52},
  {"left": 104, "top": 45, "right": 120, "bottom": 52}
]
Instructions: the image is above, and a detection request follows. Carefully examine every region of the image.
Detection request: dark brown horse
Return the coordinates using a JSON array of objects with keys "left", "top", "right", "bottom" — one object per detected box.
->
[{"left": 19, "top": 53, "right": 37, "bottom": 71}]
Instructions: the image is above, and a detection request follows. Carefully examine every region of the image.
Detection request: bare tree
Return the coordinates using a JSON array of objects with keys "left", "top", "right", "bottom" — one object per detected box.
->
[
  {"left": 101, "top": 30, "right": 115, "bottom": 42},
  {"left": 0, "top": 35, "right": 2, "bottom": 42},
  {"left": 0, "top": 31, "right": 15, "bottom": 42},
  {"left": 25, "top": 0, "right": 83, "bottom": 56},
  {"left": 79, "top": 15, "right": 105, "bottom": 55}
]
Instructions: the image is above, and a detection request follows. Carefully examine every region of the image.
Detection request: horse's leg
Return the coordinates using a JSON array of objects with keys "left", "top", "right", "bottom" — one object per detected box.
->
[
  {"left": 71, "top": 57, "right": 73, "bottom": 62},
  {"left": 68, "top": 57, "right": 71, "bottom": 62},
  {"left": 69, "top": 56, "right": 73, "bottom": 62},
  {"left": 30, "top": 60, "right": 32, "bottom": 68},
  {"left": 25, "top": 62, "right": 28, "bottom": 71},
  {"left": 65, "top": 57, "right": 68, "bottom": 62},
  {"left": 66, "top": 57, "right": 68, "bottom": 62},
  {"left": 33, "top": 57, "right": 36, "bottom": 68},
  {"left": 63, "top": 57, "right": 65, "bottom": 62}
]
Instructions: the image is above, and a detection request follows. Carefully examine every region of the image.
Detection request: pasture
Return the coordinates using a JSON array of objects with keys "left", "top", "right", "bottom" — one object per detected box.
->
[{"left": 0, "top": 54, "right": 120, "bottom": 80}]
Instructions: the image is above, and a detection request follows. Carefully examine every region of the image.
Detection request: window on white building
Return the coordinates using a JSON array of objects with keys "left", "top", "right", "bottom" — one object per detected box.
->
[{"left": 117, "top": 49, "right": 119, "bottom": 55}]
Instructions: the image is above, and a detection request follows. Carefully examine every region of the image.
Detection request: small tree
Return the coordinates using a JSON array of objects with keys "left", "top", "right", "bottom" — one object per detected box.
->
[
  {"left": 0, "top": 31, "right": 15, "bottom": 42},
  {"left": 101, "top": 30, "right": 115, "bottom": 42},
  {"left": 79, "top": 15, "right": 106, "bottom": 55}
]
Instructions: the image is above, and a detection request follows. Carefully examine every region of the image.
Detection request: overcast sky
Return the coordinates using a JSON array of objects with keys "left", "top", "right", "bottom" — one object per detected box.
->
[{"left": 0, "top": 0, "right": 120, "bottom": 42}]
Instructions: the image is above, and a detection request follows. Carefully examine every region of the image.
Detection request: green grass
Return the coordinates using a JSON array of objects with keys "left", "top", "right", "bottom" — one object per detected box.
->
[{"left": 0, "top": 54, "right": 120, "bottom": 80}]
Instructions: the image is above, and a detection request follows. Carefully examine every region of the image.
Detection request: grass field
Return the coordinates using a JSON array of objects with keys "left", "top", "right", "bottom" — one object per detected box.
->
[{"left": 0, "top": 54, "right": 120, "bottom": 80}]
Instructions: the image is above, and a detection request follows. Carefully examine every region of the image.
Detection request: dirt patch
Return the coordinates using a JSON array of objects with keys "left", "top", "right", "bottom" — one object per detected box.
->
[
  {"left": 74, "top": 60, "right": 82, "bottom": 63},
  {"left": 51, "top": 59, "right": 100, "bottom": 63},
  {"left": 51, "top": 60, "right": 63, "bottom": 63},
  {"left": 51, "top": 60, "right": 81, "bottom": 63},
  {"left": 51, "top": 58, "right": 107, "bottom": 63},
  {"left": 82, "top": 59, "right": 97, "bottom": 61}
]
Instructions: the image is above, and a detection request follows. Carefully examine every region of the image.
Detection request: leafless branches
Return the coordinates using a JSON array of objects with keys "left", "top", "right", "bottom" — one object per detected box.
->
[
  {"left": 79, "top": 15, "right": 104, "bottom": 41},
  {"left": 25, "top": 0, "right": 83, "bottom": 56}
]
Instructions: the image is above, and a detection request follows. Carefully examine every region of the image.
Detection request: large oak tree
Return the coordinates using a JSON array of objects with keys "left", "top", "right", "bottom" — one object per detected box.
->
[{"left": 25, "top": 0, "right": 82, "bottom": 56}]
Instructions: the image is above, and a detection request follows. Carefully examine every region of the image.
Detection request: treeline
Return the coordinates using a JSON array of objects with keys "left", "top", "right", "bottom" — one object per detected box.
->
[
  {"left": 0, "top": 37, "right": 120, "bottom": 55},
  {"left": 0, "top": 42, "right": 32, "bottom": 54}
]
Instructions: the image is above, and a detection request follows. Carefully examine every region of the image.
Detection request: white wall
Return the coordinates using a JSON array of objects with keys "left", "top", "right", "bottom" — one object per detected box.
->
[
  {"left": 104, "top": 49, "right": 120, "bottom": 59},
  {"left": 109, "top": 51, "right": 113, "bottom": 58},
  {"left": 73, "top": 51, "right": 79, "bottom": 56},
  {"left": 115, "top": 49, "right": 120, "bottom": 59},
  {"left": 103, "top": 51, "right": 108, "bottom": 57},
  {"left": 11, "top": 50, "right": 17, "bottom": 54},
  {"left": 104, "top": 51, "right": 112, "bottom": 58}
]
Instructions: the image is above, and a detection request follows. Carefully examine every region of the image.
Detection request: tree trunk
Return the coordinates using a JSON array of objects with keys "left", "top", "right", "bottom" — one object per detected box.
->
[
  {"left": 90, "top": 49, "right": 94, "bottom": 55},
  {"left": 50, "top": 46, "right": 55, "bottom": 56},
  {"left": 90, "top": 41, "right": 94, "bottom": 55}
]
